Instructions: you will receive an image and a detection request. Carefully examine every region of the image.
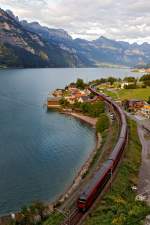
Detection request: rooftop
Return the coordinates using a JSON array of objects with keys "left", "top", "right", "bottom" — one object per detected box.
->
[{"left": 47, "top": 96, "right": 61, "bottom": 101}]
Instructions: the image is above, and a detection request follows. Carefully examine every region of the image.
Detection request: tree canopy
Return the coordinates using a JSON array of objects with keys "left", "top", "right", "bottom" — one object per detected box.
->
[
  {"left": 140, "top": 74, "right": 150, "bottom": 86},
  {"left": 96, "top": 113, "right": 109, "bottom": 133},
  {"left": 107, "top": 76, "right": 117, "bottom": 85},
  {"left": 123, "top": 76, "right": 136, "bottom": 82},
  {"left": 76, "top": 78, "right": 86, "bottom": 89}
]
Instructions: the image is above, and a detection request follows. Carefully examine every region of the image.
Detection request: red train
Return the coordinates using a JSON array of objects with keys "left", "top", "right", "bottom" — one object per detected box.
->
[{"left": 77, "top": 87, "right": 128, "bottom": 212}]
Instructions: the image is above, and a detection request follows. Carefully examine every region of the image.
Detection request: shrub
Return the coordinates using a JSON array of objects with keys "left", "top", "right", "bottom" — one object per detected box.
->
[
  {"left": 59, "top": 98, "right": 69, "bottom": 107},
  {"left": 124, "top": 84, "right": 137, "bottom": 89},
  {"left": 96, "top": 113, "right": 109, "bottom": 133},
  {"left": 78, "top": 101, "right": 105, "bottom": 117}
]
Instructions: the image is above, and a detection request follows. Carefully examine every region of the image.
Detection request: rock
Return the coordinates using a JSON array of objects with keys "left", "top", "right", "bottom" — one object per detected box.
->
[
  {"left": 33, "top": 214, "right": 41, "bottom": 224},
  {"left": 131, "top": 186, "right": 137, "bottom": 191},
  {"left": 136, "top": 194, "right": 147, "bottom": 201},
  {"left": 145, "top": 215, "right": 150, "bottom": 225}
]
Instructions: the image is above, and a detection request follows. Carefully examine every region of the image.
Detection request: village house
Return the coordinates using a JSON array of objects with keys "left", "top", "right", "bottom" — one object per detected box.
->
[
  {"left": 78, "top": 96, "right": 100, "bottom": 103},
  {"left": 65, "top": 92, "right": 85, "bottom": 104},
  {"left": 53, "top": 89, "right": 64, "bottom": 97},
  {"left": 80, "top": 88, "right": 91, "bottom": 96},
  {"left": 141, "top": 104, "right": 150, "bottom": 119},
  {"left": 124, "top": 99, "right": 144, "bottom": 112},
  {"left": 65, "top": 96, "right": 76, "bottom": 104},
  {"left": 47, "top": 96, "right": 61, "bottom": 108},
  {"left": 78, "top": 96, "right": 90, "bottom": 103}
]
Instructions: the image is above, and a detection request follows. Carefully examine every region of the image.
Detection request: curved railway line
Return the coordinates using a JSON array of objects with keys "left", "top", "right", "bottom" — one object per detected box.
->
[{"left": 60, "top": 86, "right": 128, "bottom": 225}]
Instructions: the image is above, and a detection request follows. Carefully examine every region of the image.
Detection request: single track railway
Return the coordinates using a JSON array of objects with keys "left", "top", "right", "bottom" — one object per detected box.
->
[{"left": 60, "top": 86, "right": 128, "bottom": 225}]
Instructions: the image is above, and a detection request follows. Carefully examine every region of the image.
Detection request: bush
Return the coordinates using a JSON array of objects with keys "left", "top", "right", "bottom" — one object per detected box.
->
[
  {"left": 144, "top": 80, "right": 150, "bottom": 87},
  {"left": 96, "top": 113, "right": 109, "bottom": 133},
  {"left": 124, "top": 84, "right": 137, "bottom": 89},
  {"left": 78, "top": 101, "right": 105, "bottom": 117},
  {"left": 89, "top": 102, "right": 105, "bottom": 117},
  {"left": 141, "top": 84, "right": 146, "bottom": 88},
  {"left": 59, "top": 98, "right": 69, "bottom": 107}
]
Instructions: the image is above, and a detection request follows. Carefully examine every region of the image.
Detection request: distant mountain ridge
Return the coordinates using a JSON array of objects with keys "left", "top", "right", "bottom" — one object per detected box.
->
[{"left": 1, "top": 8, "right": 150, "bottom": 68}]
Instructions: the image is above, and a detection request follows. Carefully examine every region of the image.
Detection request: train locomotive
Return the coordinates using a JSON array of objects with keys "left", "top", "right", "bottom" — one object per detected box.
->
[{"left": 77, "top": 87, "right": 128, "bottom": 212}]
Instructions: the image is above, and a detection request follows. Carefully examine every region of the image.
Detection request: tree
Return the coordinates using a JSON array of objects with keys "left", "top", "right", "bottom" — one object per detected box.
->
[
  {"left": 107, "top": 76, "right": 117, "bottom": 85},
  {"left": 88, "top": 101, "right": 105, "bottom": 117},
  {"left": 80, "top": 102, "right": 91, "bottom": 113},
  {"left": 140, "top": 74, "right": 150, "bottom": 87},
  {"left": 148, "top": 96, "right": 150, "bottom": 104},
  {"left": 78, "top": 101, "right": 105, "bottom": 117},
  {"left": 140, "top": 74, "right": 150, "bottom": 81},
  {"left": 76, "top": 78, "right": 85, "bottom": 89},
  {"left": 124, "top": 76, "right": 136, "bottom": 82}
]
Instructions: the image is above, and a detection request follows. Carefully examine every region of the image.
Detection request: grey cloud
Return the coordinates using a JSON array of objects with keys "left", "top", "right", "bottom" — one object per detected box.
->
[{"left": 0, "top": 0, "right": 150, "bottom": 43}]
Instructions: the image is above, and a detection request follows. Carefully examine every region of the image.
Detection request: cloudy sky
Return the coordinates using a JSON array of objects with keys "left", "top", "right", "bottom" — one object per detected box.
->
[{"left": 0, "top": 0, "right": 150, "bottom": 43}]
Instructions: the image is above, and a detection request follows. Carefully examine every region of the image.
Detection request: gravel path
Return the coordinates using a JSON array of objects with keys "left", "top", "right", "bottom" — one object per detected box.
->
[{"left": 137, "top": 125, "right": 150, "bottom": 204}]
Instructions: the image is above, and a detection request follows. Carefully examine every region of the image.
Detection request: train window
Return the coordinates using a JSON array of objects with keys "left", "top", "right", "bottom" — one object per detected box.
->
[
  {"left": 79, "top": 196, "right": 86, "bottom": 202},
  {"left": 79, "top": 200, "right": 86, "bottom": 203}
]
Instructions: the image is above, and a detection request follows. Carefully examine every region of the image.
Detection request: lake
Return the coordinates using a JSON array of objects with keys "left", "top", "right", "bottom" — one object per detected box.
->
[{"left": 0, "top": 68, "right": 141, "bottom": 215}]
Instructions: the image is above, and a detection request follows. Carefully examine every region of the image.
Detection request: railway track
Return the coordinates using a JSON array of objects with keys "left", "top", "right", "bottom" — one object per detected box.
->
[{"left": 60, "top": 86, "right": 128, "bottom": 225}]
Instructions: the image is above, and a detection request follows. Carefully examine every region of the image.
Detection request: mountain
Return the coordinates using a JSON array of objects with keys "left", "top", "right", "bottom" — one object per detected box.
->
[
  {"left": 1, "top": 9, "right": 150, "bottom": 68},
  {"left": 20, "top": 21, "right": 72, "bottom": 42},
  {"left": 71, "top": 36, "right": 150, "bottom": 67},
  {"left": 0, "top": 8, "right": 79, "bottom": 68}
]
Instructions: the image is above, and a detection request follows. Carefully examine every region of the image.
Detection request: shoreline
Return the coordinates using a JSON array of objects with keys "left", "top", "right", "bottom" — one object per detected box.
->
[
  {"left": 62, "top": 111, "right": 98, "bottom": 127},
  {"left": 0, "top": 111, "right": 101, "bottom": 222},
  {"left": 53, "top": 110, "right": 101, "bottom": 206}
]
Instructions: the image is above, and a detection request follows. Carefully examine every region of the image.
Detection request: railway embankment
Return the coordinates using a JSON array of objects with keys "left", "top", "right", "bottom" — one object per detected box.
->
[{"left": 83, "top": 119, "right": 150, "bottom": 225}]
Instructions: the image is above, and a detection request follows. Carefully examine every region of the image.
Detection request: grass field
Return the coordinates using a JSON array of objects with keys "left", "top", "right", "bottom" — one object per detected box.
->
[
  {"left": 83, "top": 119, "right": 150, "bottom": 225},
  {"left": 102, "top": 87, "right": 150, "bottom": 101},
  {"left": 117, "top": 88, "right": 150, "bottom": 101}
]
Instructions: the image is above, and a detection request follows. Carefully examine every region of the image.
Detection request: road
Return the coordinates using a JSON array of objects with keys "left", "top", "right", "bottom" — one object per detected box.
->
[
  {"left": 137, "top": 125, "right": 150, "bottom": 204},
  {"left": 125, "top": 112, "right": 150, "bottom": 204}
]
